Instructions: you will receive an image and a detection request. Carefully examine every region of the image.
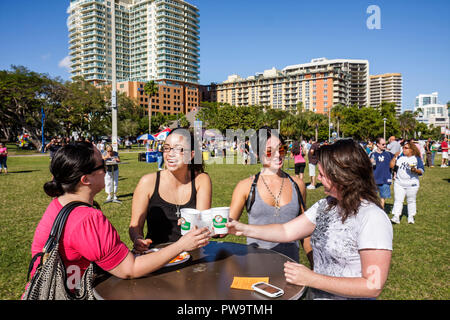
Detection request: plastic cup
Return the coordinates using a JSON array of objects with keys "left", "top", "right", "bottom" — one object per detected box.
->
[
  {"left": 409, "top": 159, "right": 417, "bottom": 169},
  {"left": 180, "top": 208, "right": 200, "bottom": 235},
  {"left": 199, "top": 209, "right": 215, "bottom": 235},
  {"left": 211, "top": 207, "right": 230, "bottom": 235}
]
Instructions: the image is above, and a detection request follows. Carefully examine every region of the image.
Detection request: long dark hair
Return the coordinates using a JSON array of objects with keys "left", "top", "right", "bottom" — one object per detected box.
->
[
  {"left": 43, "top": 142, "right": 98, "bottom": 197},
  {"left": 166, "top": 128, "right": 205, "bottom": 174},
  {"left": 291, "top": 140, "right": 301, "bottom": 156},
  {"left": 403, "top": 140, "right": 421, "bottom": 157},
  {"left": 317, "top": 139, "right": 382, "bottom": 222}
]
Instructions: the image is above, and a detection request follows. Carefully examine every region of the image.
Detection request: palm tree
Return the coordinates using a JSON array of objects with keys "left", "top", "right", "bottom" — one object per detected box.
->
[
  {"left": 398, "top": 111, "right": 416, "bottom": 139},
  {"left": 143, "top": 80, "right": 159, "bottom": 134},
  {"left": 331, "top": 104, "right": 346, "bottom": 138},
  {"left": 296, "top": 101, "right": 304, "bottom": 114},
  {"left": 307, "top": 113, "right": 323, "bottom": 142}
]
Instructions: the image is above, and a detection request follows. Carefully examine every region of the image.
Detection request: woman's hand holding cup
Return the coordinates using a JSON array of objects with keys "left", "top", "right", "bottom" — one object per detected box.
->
[
  {"left": 178, "top": 226, "right": 211, "bottom": 252},
  {"left": 225, "top": 219, "right": 247, "bottom": 237}
]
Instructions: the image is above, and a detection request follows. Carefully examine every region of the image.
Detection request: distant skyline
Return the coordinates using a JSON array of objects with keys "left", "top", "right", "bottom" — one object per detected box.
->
[{"left": 1, "top": 0, "right": 449, "bottom": 111}]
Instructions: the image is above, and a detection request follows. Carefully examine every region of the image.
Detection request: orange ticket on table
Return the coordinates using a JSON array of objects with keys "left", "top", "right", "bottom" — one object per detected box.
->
[{"left": 230, "top": 277, "right": 269, "bottom": 290}]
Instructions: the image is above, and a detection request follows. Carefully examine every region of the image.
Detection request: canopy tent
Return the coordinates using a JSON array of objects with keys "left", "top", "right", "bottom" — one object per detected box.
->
[
  {"left": 153, "top": 128, "right": 171, "bottom": 141},
  {"left": 137, "top": 133, "right": 155, "bottom": 141}
]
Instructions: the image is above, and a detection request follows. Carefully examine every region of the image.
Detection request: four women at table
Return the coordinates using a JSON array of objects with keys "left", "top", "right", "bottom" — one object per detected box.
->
[{"left": 28, "top": 128, "right": 393, "bottom": 300}]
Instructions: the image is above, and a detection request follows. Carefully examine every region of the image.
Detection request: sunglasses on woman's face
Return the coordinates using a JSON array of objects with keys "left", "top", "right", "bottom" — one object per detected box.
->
[
  {"left": 88, "top": 159, "right": 106, "bottom": 174},
  {"left": 265, "top": 145, "right": 287, "bottom": 158}
]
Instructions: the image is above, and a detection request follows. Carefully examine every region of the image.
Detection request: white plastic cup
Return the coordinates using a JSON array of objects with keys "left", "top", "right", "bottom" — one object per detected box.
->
[
  {"left": 211, "top": 207, "right": 230, "bottom": 235},
  {"left": 180, "top": 208, "right": 200, "bottom": 235},
  {"left": 199, "top": 209, "right": 215, "bottom": 235}
]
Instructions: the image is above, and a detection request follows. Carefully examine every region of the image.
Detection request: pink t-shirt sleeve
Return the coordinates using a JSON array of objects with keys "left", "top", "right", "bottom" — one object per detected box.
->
[{"left": 69, "top": 210, "right": 129, "bottom": 271}]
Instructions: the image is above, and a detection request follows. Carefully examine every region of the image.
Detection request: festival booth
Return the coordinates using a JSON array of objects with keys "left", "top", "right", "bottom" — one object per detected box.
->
[
  {"left": 136, "top": 134, "right": 158, "bottom": 163},
  {"left": 137, "top": 129, "right": 171, "bottom": 163},
  {"left": 153, "top": 128, "right": 171, "bottom": 141}
]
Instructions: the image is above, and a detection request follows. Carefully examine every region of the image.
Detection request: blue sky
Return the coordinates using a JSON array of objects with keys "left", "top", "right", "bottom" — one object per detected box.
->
[{"left": 1, "top": 0, "right": 449, "bottom": 111}]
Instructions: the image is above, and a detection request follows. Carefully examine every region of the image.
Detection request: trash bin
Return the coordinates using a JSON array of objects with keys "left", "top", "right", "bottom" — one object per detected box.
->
[
  {"left": 202, "top": 151, "right": 209, "bottom": 161},
  {"left": 138, "top": 152, "right": 146, "bottom": 162},
  {"left": 146, "top": 151, "right": 158, "bottom": 163}
]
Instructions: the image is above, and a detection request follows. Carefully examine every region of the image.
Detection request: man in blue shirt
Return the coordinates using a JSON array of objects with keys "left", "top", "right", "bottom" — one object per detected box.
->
[{"left": 370, "top": 137, "right": 394, "bottom": 209}]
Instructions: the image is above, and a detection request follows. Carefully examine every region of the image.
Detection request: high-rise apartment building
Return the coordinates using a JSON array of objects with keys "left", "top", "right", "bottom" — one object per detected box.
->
[
  {"left": 369, "top": 73, "right": 402, "bottom": 114},
  {"left": 68, "top": 0, "right": 200, "bottom": 84},
  {"left": 213, "top": 58, "right": 369, "bottom": 114},
  {"left": 415, "top": 92, "right": 438, "bottom": 109},
  {"left": 414, "top": 92, "right": 448, "bottom": 129}
]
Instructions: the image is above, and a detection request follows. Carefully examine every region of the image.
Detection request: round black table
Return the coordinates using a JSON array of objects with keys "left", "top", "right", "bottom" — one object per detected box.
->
[{"left": 93, "top": 241, "right": 306, "bottom": 300}]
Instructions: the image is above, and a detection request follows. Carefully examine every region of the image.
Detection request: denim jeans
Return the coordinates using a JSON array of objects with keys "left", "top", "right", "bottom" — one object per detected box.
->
[
  {"left": 431, "top": 152, "right": 436, "bottom": 166},
  {"left": 157, "top": 152, "right": 164, "bottom": 170}
]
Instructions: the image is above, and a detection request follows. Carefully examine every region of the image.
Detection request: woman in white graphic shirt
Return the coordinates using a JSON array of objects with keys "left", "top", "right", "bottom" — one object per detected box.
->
[{"left": 389, "top": 140, "right": 424, "bottom": 225}]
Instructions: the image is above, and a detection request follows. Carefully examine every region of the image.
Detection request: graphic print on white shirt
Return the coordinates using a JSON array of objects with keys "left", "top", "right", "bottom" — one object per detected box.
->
[{"left": 395, "top": 155, "right": 423, "bottom": 187}]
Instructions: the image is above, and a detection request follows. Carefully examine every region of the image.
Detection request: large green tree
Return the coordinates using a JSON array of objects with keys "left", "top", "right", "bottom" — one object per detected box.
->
[{"left": 0, "top": 66, "right": 66, "bottom": 150}]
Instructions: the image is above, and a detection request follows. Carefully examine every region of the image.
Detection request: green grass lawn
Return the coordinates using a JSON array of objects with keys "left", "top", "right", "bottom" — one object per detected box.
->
[{"left": 0, "top": 152, "right": 448, "bottom": 300}]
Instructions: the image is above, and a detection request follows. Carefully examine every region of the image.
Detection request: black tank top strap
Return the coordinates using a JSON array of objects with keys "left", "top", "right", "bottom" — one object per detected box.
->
[
  {"left": 190, "top": 166, "right": 196, "bottom": 202},
  {"left": 150, "top": 170, "right": 161, "bottom": 202}
]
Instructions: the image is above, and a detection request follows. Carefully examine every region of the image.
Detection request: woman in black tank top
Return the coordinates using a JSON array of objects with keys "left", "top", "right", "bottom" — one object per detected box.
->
[
  {"left": 146, "top": 168, "right": 197, "bottom": 244},
  {"left": 129, "top": 128, "right": 212, "bottom": 252}
]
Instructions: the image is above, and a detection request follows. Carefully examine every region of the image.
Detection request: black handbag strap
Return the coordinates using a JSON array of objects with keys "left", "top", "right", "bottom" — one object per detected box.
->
[
  {"left": 245, "top": 172, "right": 260, "bottom": 213},
  {"left": 27, "top": 201, "right": 91, "bottom": 281},
  {"left": 246, "top": 170, "right": 306, "bottom": 214},
  {"left": 43, "top": 201, "right": 92, "bottom": 253},
  {"left": 282, "top": 170, "right": 306, "bottom": 213}
]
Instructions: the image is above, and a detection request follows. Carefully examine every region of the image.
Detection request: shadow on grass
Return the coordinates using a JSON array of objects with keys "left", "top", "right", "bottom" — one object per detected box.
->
[
  {"left": 7, "top": 170, "right": 40, "bottom": 174},
  {"left": 306, "top": 182, "right": 323, "bottom": 189},
  {"left": 117, "top": 193, "right": 133, "bottom": 199},
  {"left": 384, "top": 203, "right": 408, "bottom": 220}
]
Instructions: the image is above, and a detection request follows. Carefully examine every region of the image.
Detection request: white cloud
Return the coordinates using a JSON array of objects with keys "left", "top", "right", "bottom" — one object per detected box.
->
[
  {"left": 41, "top": 53, "right": 51, "bottom": 61},
  {"left": 58, "top": 56, "right": 71, "bottom": 72}
]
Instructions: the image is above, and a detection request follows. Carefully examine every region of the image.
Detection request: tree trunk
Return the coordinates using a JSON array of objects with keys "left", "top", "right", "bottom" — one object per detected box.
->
[
  {"left": 148, "top": 103, "right": 152, "bottom": 134},
  {"left": 337, "top": 119, "right": 340, "bottom": 138}
]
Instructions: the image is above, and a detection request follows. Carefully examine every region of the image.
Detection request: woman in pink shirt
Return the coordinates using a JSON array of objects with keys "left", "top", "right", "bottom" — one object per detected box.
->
[
  {"left": 0, "top": 142, "right": 7, "bottom": 174},
  {"left": 290, "top": 141, "right": 306, "bottom": 180},
  {"left": 26, "top": 142, "right": 210, "bottom": 296}
]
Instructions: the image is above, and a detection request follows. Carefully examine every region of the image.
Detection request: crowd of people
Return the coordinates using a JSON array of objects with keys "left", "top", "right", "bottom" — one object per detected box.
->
[
  {"left": 22, "top": 129, "right": 449, "bottom": 300},
  {"left": 362, "top": 136, "right": 448, "bottom": 168}
]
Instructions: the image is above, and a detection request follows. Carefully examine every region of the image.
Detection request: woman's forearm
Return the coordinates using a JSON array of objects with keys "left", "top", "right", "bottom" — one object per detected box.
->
[
  {"left": 307, "top": 272, "right": 383, "bottom": 299},
  {"left": 244, "top": 223, "right": 293, "bottom": 243},
  {"left": 129, "top": 225, "right": 144, "bottom": 243},
  {"left": 132, "top": 242, "right": 184, "bottom": 278}
]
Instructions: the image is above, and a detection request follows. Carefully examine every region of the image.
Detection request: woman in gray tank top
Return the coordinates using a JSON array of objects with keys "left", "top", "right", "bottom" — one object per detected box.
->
[
  {"left": 229, "top": 127, "right": 311, "bottom": 264},
  {"left": 247, "top": 177, "right": 302, "bottom": 261}
]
